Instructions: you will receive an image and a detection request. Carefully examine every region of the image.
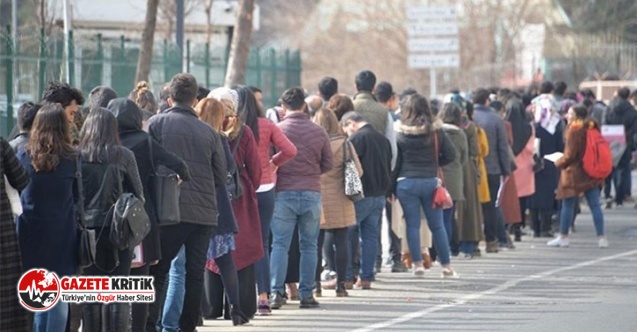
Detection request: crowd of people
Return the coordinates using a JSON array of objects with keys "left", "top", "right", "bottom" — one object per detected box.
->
[{"left": 1, "top": 69, "right": 635, "bottom": 332}]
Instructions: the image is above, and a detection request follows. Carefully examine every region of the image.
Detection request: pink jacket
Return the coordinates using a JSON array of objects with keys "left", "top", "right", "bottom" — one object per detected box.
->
[
  {"left": 514, "top": 127, "right": 536, "bottom": 197},
  {"left": 257, "top": 118, "right": 297, "bottom": 185}
]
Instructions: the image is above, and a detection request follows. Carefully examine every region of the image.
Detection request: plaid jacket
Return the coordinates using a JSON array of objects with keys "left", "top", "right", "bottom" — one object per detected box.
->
[{"left": 0, "top": 137, "right": 30, "bottom": 330}]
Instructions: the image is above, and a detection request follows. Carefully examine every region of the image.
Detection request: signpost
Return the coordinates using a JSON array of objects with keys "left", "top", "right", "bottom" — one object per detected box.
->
[{"left": 406, "top": 4, "right": 459, "bottom": 98}]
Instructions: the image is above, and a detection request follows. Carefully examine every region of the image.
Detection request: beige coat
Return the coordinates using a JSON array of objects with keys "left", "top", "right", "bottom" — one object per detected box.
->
[{"left": 320, "top": 136, "right": 363, "bottom": 229}]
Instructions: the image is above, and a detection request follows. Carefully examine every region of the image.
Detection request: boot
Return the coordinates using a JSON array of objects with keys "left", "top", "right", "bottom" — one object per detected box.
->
[
  {"left": 402, "top": 252, "right": 412, "bottom": 268},
  {"left": 81, "top": 303, "right": 102, "bottom": 332},
  {"left": 513, "top": 224, "right": 522, "bottom": 242},
  {"left": 486, "top": 241, "right": 499, "bottom": 253},
  {"left": 421, "top": 253, "right": 433, "bottom": 269},
  {"left": 230, "top": 305, "right": 249, "bottom": 326},
  {"left": 336, "top": 282, "right": 349, "bottom": 297},
  {"left": 104, "top": 303, "right": 129, "bottom": 332}
]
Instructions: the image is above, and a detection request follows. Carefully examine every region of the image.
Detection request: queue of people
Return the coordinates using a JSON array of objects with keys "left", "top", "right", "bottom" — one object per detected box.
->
[{"left": 0, "top": 71, "right": 629, "bottom": 332}]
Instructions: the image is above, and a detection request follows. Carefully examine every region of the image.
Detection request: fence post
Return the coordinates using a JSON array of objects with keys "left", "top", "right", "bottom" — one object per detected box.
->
[
  {"left": 204, "top": 42, "right": 210, "bottom": 88},
  {"left": 163, "top": 39, "right": 168, "bottom": 82},
  {"left": 38, "top": 28, "right": 47, "bottom": 99},
  {"left": 186, "top": 39, "right": 191, "bottom": 73},
  {"left": 5, "top": 25, "right": 14, "bottom": 135},
  {"left": 256, "top": 48, "right": 262, "bottom": 89},
  {"left": 269, "top": 48, "right": 276, "bottom": 108},
  {"left": 68, "top": 30, "right": 75, "bottom": 86},
  {"left": 284, "top": 49, "right": 291, "bottom": 88},
  {"left": 97, "top": 33, "right": 103, "bottom": 84}
]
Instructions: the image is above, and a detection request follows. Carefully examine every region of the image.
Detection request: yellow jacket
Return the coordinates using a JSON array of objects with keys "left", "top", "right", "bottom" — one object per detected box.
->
[{"left": 476, "top": 126, "right": 491, "bottom": 203}]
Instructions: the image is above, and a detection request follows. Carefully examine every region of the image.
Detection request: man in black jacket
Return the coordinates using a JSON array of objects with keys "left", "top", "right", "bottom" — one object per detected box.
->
[
  {"left": 146, "top": 73, "right": 227, "bottom": 332},
  {"left": 605, "top": 87, "right": 637, "bottom": 207},
  {"left": 341, "top": 112, "right": 392, "bottom": 289}
]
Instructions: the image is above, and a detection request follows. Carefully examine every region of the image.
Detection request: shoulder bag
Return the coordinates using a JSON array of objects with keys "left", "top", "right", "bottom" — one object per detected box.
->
[
  {"left": 343, "top": 140, "right": 364, "bottom": 202},
  {"left": 432, "top": 132, "right": 454, "bottom": 209},
  {"left": 148, "top": 136, "right": 181, "bottom": 225},
  {"left": 75, "top": 155, "right": 96, "bottom": 268}
]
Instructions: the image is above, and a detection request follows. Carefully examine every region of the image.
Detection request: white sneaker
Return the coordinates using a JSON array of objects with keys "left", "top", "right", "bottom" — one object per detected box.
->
[
  {"left": 413, "top": 267, "right": 426, "bottom": 277},
  {"left": 598, "top": 238, "right": 609, "bottom": 248},
  {"left": 441, "top": 268, "right": 459, "bottom": 279},
  {"left": 547, "top": 237, "right": 570, "bottom": 247}
]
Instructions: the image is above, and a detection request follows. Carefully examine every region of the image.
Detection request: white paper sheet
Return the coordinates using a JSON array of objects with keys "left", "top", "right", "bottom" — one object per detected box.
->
[{"left": 543, "top": 152, "right": 564, "bottom": 163}]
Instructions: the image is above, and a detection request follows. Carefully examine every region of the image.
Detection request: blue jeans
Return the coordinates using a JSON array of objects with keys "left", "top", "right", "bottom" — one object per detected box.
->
[
  {"left": 256, "top": 189, "right": 276, "bottom": 295},
  {"left": 270, "top": 191, "right": 321, "bottom": 299},
  {"left": 33, "top": 301, "right": 68, "bottom": 332},
  {"left": 162, "top": 246, "right": 185, "bottom": 332},
  {"left": 351, "top": 196, "right": 385, "bottom": 281},
  {"left": 442, "top": 205, "right": 456, "bottom": 245},
  {"left": 459, "top": 241, "right": 476, "bottom": 255},
  {"left": 397, "top": 178, "right": 451, "bottom": 266},
  {"left": 560, "top": 188, "right": 604, "bottom": 236}
]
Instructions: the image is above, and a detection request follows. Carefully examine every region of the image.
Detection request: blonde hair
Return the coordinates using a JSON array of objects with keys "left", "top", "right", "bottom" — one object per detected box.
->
[
  {"left": 195, "top": 98, "right": 226, "bottom": 132},
  {"left": 313, "top": 108, "right": 342, "bottom": 136},
  {"left": 129, "top": 81, "right": 158, "bottom": 114}
]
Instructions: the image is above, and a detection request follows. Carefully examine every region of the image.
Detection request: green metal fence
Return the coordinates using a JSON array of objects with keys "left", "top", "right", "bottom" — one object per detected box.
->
[{"left": 0, "top": 26, "right": 302, "bottom": 137}]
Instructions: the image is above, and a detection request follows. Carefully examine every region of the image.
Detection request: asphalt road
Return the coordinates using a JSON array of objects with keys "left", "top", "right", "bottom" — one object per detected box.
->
[{"left": 199, "top": 200, "right": 637, "bottom": 332}]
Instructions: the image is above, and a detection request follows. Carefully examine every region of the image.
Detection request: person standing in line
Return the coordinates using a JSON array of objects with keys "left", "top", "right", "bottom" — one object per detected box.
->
[
  {"left": 393, "top": 94, "right": 458, "bottom": 278},
  {"left": 106, "top": 98, "right": 191, "bottom": 332},
  {"left": 87, "top": 86, "right": 118, "bottom": 110},
  {"left": 79, "top": 108, "right": 145, "bottom": 331},
  {"left": 313, "top": 108, "right": 363, "bottom": 296},
  {"left": 17, "top": 105, "right": 77, "bottom": 332},
  {"left": 318, "top": 77, "right": 339, "bottom": 105},
  {"left": 328, "top": 94, "right": 355, "bottom": 121},
  {"left": 145, "top": 73, "right": 227, "bottom": 332},
  {"left": 472, "top": 88, "right": 513, "bottom": 253},
  {"left": 548, "top": 105, "right": 607, "bottom": 248},
  {"left": 340, "top": 112, "right": 393, "bottom": 288},
  {"left": 0, "top": 137, "right": 29, "bottom": 331},
  {"left": 269, "top": 87, "right": 333, "bottom": 309},
  {"left": 10, "top": 102, "right": 42, "bottom": 152},
  {"left": 235, "top": 85, "right": 297, "bottom": 315},
  {"left": 41, "top": 81, "right": 85, "bottom": 145},
  {"left": 439, "top": 103, "right": 469, "bottom": 257}
]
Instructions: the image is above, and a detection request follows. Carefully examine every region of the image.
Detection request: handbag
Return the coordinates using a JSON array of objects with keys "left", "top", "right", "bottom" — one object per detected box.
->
[
  {"left": 432, "top": 132, "right": 454, "bottom": 209},
  {"left": 108, "top": 157, "right": 151, "bottom": 251},
  {"left": 342, "top": 140, "right": 364, "bottom": 202},
  {"left": 148, "top": 136, "right": 181, "bottom": 225},
  {"left": 227, "top": 128, "right": 245, "bottom": 200},
  {"left": 75, "top": 156, "right": 97, "bottom": 269},
  {"left": 5, "top": 175, "right": 22, "bottom": 217}
]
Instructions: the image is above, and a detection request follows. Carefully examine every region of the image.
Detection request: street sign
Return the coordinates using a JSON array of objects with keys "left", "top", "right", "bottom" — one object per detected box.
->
[
  {"left": 406, "top": 22, "right": 458, "bottom": 37},
  {"left": 406, "top": 5, "right": 457, "bottom": 20},
  {"left": 408, "top": 38, "right": 459, "bottom": 53},
  {"left": 408, "top": 54, "right": 460, "bottom": 69}
]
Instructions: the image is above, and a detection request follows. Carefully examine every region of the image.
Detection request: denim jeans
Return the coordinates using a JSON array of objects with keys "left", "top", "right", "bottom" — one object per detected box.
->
[
  {"left": 396, "top": 178, "right": 451, "bottom": 266},
  {"left": 256, "top": 189, "right": 276, "bottom": 295},
  {"left": 162, "top": 246, "right": 186, "bottom": 332},
  {"left": 33, "top": 301, "right": 68, "bottom": 332},
  {"left": 270, "top": 191, "right": 321, "bottom": 299},
  {"left": 352, "top": 196, "right": 385, "bottom": 281},
  {"left": 560, "top": 188, "right": 604, "bottom": 236},
  {"left": 459, "top": 241, "right": 476, "bottom": 255},
  {"left": 442, "top": 205, "right": 456, "bottom": 245}
]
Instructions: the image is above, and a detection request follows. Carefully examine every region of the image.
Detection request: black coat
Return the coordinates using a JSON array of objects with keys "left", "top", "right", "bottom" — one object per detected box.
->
[
  {"left": 530, "top": 122, "right": 564, "bottom": 209},
  {"left": 108, "top": 98, "right": 191, "bottom": 262},
  {"left": 147, "top": 104, "right": 227, "bottom": 227},
  {"left": 349, "top": 124, "right": 393, "bottom": 197},
  {"left": 606, "top": 98, "right": 637, "bottom": 164},
  {"left": 212, "top": 136, "right": 238, "bottom": 235}
]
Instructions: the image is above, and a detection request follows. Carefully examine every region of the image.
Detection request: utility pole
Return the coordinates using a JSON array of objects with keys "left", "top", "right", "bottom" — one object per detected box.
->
[
  {"left": 176, "top": 0, "right": 184, "bottom": 70},
  {"left": 62, "top": 0, "right": 71, "bottom": 83}
]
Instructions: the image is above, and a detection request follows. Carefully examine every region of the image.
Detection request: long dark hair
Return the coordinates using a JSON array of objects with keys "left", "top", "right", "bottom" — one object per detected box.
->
[
  {"left": 79, "top": 107, "right": 121, "bottom": 163},
  {"left": 27, "top": 103, "right": 75, "bottom": 172},
  {"left": 401, "top": 93, "right": 434, "bottom": 132},
  {"left": 233, "top": 85, "right": 261, "bottom": 142}
]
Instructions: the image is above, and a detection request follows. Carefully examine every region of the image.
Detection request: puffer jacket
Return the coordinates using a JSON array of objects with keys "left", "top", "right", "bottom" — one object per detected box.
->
[
  {"left": 320, "top": 136, "right": 363, "bottom": 230},
  {"left": 147, "top": 105, "right": 227, "bottom": 226}
]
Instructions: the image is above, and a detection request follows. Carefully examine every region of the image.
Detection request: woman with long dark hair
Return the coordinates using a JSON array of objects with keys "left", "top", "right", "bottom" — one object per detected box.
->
[
  {"left": 232, "top": 85, "right": 296, "bottom": 314},
  {"left": 106, "top": 98, "right": 190, "bottom": 332},
  {"left": 79, "top": 107, "right": 144, "bottom": 331},
  {"left": 394, "top": 94, "right": 458, "bottom": 278},
  {"left": 17, "top": 105, "right": 75, "bottom": 332}
]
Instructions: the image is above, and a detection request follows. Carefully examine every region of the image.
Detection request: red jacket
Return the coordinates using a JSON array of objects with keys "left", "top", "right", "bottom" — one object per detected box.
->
[{"left": 257, "top": 118, "right": 297, "bottom": 186}]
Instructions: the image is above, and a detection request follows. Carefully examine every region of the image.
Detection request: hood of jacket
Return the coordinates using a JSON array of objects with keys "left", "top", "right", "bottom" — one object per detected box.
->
[
  {"left": 394, "top": 119, "right": 442, "bottom": 135},
  {"left": 107, "top": 98, "right": 143, "bottom": 133}
]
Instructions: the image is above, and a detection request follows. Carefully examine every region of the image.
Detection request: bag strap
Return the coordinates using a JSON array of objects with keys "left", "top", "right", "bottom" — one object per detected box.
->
[
  {"left": 433, "top": 131, "right": 446, "bottom": 186},
  {"left": 148, "top": 135, "right": 156, "bottom": 174},
  {"left": 75, "top": 154, "right": 86, "bottom": 229}
]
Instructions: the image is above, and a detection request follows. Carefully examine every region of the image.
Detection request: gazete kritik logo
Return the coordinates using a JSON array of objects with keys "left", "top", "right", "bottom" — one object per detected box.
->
[{"left": 17, "top": 269, "right": 155, "bottom": 312}]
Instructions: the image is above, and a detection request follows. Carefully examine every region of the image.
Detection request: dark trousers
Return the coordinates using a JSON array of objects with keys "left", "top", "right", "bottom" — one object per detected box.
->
[
  {"left": 146, "top": 223, "right": 213, "bottom": 332},
  {"left": 605, "top": 159, "right": 632, "bottom": 204},
  {"left": 531, "top": 208, "right": 553, "bottom": 235},
  {"left": 255, "top": 190, "right": 275, "bottom": 295},
  {"left": 381, "top": 200, "right": 402, "bottom": 263},
  {"left": 204, "top": 265, "right": 256, "bottom": 319},
  {"left": 316, "top": 228, "right": 349, "bottom": 284},
  {"left": 482, "top": 174, "right": 502, "bottom": 242}
]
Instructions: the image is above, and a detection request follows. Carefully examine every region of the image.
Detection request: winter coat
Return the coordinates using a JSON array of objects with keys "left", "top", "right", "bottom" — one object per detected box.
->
[
  {"left": 513, "top": 126, "right": 536, "bottom": 198},
  {"left": 501, "top": 122, "right": 522, "bottom": 224},
  {"left": 605, "top": 98, "right": 637, "bottom": 163},
  {"left": 147, "top": 105, "right": 227, "bottom": 226},
  {"left": 458, "top": 122, "right": 484, "bottom": 242},
  {"left": 109, "top": 98, "right": 191, "bottom": 262},
  {"left": 556, "top": 120, "right": 605, "bottom": 199},
  {"left": 473, "top": 104, "right": 512, "bottom": 176},
  {"left": 441, "top": 123, "right": 468, "bottom": 201},
  {"left": 0, "top": 138, "right": 30, "bottom": 331},
  {"left": 530, "top": 122, "right": 564, "bottom": 209},
  {"left": 351, "top": 124, "right": 393, "bottom": 197},
  {"left": 476, "top": 126, "right": 491, "bottom": 203},
  {"left": 257, "top": 118, "right": 297, "bottom": 186},
  {"left": 320, "top": 136, "right": 363, "bottom": 230}
]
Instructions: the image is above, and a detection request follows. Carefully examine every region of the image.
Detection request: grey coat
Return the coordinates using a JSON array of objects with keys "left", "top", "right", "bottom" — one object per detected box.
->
[
  {"left": 441, "top": 123, "right": 468, "bottom": 201},
  {"left": 473, "top": 104, "right": 512, "bottom": 176}
]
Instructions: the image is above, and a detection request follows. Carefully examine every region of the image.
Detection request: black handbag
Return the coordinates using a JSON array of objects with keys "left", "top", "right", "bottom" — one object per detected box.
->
[
  {"left": 148, "top": 136, "right": 181, "bottom": 225},
  {"left": 227, "top": 128, "right": 245, "bottom": 200},
  {"left": 107, "top": 151, "right": 150, "bottom": 251},
  {"left": 75, "top": 156, "right": 96, "bottom": 269}
]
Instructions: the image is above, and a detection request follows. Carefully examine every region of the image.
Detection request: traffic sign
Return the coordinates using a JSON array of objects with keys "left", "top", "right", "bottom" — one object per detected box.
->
[
  {"left": 408, "top": 38, "right": 459, "bottom": 52},
  {"left": 408, "top": 54, "right": 460, "bottom": 69},
  {"left": 407, "top": 22, "right": 458, "bottom": 37},
  {"left": 406, "top": 5, "right": 457, "bottom": 20}
]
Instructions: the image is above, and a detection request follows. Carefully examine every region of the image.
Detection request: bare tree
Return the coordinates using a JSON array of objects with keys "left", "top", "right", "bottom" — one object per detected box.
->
[
  {"left": 136, "top": 0, "right": 160, "bottom": 83},
  {"left": 158, "top": 0, "right": 201, "bottom": 42},
  {"left": 204, "top": 0, "right": 214, "bottom": 45},
  {"left": 224, "top": 0, "right": 255, "bottom": 87}
]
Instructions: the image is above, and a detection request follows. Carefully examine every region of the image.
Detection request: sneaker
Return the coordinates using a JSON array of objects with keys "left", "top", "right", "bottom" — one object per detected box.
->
[
  {"left": 299, "top": 296, "right": 320, "bottom": 309},
  {"left": 413, "top": 267, "right": 426, "bottom": 278},
  {"left": 442, "top": 268, "right": 459, "bottom": 279},
  {"left": 547, "top": 237, "right": 569, "bottom": 247},
  {"left": 257, "top": 300, "right": 271, "bottom": 316},
  {"left": 269, "top": 292, "right": 286, "bottom": 310},
  {"left": 598, "top": 238, "right": 609, "bottom": 248},
  {"left": 391, "top": 261, "right": 409, "bottom": 273}
]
